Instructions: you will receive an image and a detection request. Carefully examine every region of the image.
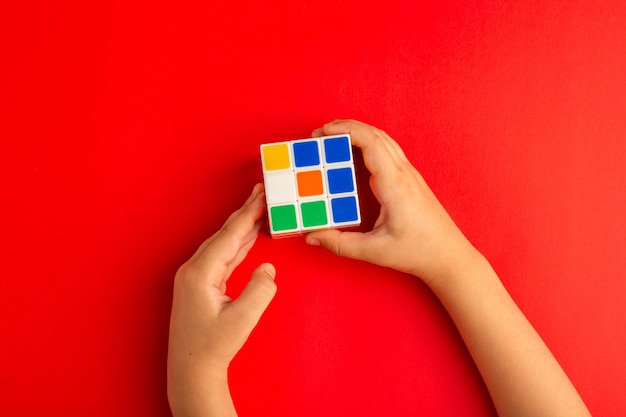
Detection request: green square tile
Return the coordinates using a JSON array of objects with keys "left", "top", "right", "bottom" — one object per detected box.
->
[
  {"left": 270, "top": 205, "right": 298, "bottom": 232},
  {"left": 300, "top": 200, "right": 328, "bottom": 228}
]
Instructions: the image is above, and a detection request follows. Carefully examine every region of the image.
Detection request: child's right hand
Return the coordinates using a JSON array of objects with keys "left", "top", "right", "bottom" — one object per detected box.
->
[{"left": 306, "top": 119, "right": 480, "bottom": 287}]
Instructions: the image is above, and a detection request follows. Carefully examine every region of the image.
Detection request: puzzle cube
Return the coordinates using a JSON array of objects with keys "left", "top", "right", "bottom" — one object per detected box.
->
[{"left": 260, "top": 134, "right": 361, "bottom": 237}]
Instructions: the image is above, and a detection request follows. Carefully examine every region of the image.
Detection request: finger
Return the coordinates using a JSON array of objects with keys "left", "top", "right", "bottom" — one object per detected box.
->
[
  {"left": 329, "top": 119, "right": 407, "bottom": 161},
  {"left": 189, "top": 184, "right": 265, "bottom": 262},
  {"left": 321, "top": 120, "right": 412, "bottom": 203},
  {"left": 216, "top": 188, "right": 266, "bottom": 256},
  {"left": 316, "top": 119, "right": 409, "bottom": 164},
  {"left": 217, "top": 219, "right": 264, "bottom": 293},
  {"left": 318, "top": 119, "right": 401, "bottom": 177},
  {"left": 193, "top": 186, "right": 267, "bottom": 284},
  {"left": 305, "top": 229, "right": 382, "bottom": 262},
  {"left": 227, "top": 263, "right": 277, "bottom": 329},
  {"left": 314, "top": 120, "right": 409, "bottom": 168},
  {"left": 220, "top": 218, "right": 263, "bottom": 287},
  {"left": 212, "top": 185, "right": 267, "bottom": 290},
  {"left": 378, "top": 129, "right": 410, "bottom": 162}
]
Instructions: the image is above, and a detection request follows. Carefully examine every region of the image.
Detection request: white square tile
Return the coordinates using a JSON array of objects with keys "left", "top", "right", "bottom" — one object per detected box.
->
[{"left": 264, "top": 171, "right": 297, "bottom": 204}]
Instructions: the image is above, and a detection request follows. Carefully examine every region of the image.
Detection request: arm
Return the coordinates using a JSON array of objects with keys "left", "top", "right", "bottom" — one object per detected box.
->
[
  {"left": 167, "top": 184, "right": 277, "bottom": 417},
  {"left": 306, "top": 120, "right": 591, "bottom": 417}
]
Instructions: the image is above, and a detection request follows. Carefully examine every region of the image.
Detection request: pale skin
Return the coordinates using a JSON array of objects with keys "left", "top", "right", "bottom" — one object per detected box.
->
[{"left": 167, "top": 120, "right": 592, "bottom": 417}]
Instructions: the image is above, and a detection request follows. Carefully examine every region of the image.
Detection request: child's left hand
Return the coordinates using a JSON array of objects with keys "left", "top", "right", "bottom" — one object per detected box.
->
[{"left": 167, "top": 183, "right": 277, "bottom": 416}]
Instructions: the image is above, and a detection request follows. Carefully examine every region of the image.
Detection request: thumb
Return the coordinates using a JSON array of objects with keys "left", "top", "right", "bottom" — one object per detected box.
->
[
  {"left": 305, "top": 229, "right": 370, "bottom": 260},
  {"left": 230, "top": 263, "right": 277, "bottom": 327}
]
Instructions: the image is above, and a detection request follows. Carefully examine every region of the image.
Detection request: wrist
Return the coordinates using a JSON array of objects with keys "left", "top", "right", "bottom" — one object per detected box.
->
[
  {"left": 419, "top": 241, "right": 489, "bottom": 293},
  {"left": 169, "top": 355, "right": 230, "bottom": 387},
  {"left": 168, "top": 360, "right": 232, "bottom": 417}
]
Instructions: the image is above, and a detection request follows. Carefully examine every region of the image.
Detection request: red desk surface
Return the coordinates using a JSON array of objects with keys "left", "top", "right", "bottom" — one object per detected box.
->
[{"left": 1, "top": 1, "right": 625, "bottom": 416}]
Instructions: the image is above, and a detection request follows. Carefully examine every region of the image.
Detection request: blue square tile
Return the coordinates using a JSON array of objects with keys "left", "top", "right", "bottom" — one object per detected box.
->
[
  {"left": 323, "top": 136, "right": 351, "bottom": 163},
  {"left": 292, "top": 140, "right": 320, "bottom": 167},
  {"left": 331, "top": 196, "right": 359, "bottom": 223},
  {"left": 327, "top": 167, "right": 355, "bottom": 194}
]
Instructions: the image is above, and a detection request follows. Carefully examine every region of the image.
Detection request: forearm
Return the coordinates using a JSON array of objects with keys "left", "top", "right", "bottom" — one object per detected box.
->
[
  {"left": 425, "top": 248, "right": 591, "bottom": 417},
  {"left": 168, "top": 360, "right": 237, "bottom": 417}
]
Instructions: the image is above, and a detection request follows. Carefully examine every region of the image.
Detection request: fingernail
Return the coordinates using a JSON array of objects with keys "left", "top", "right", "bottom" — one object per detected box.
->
[
  {"left": 250, "top": 184, "right": 265, "bottom": 202},
  {"left": 306, "top": 237, "right": 321, "bottom": 246},
  {"left": 262, "top": 263, "right": 276, "bottom": 279}
]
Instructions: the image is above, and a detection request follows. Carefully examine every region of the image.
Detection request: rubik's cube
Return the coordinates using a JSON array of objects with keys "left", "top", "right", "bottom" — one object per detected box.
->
[{"left": 260, "top": 134, "right": 361, "bottom": 237}]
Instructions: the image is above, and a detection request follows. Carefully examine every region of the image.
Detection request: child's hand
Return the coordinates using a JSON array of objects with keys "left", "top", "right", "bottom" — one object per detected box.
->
[
  {"left": 306, "top": 121, "right": 592, "bottom": 417},
  {"left": 167, "top": 184, "right": 276, "bottom": 417},
  {"left": 306, "top": 120, "right": 478, "bottom": 286}
]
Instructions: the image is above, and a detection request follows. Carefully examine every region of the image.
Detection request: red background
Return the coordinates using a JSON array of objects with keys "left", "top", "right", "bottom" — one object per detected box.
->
[{"left": 1, "top": 1, "right": 625, "bottom": 416}]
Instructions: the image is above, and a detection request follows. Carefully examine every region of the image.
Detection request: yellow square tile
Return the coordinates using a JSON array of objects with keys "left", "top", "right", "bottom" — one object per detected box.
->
[{"left": 262, "top": 143, "right": 291, "bottom": 171}]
